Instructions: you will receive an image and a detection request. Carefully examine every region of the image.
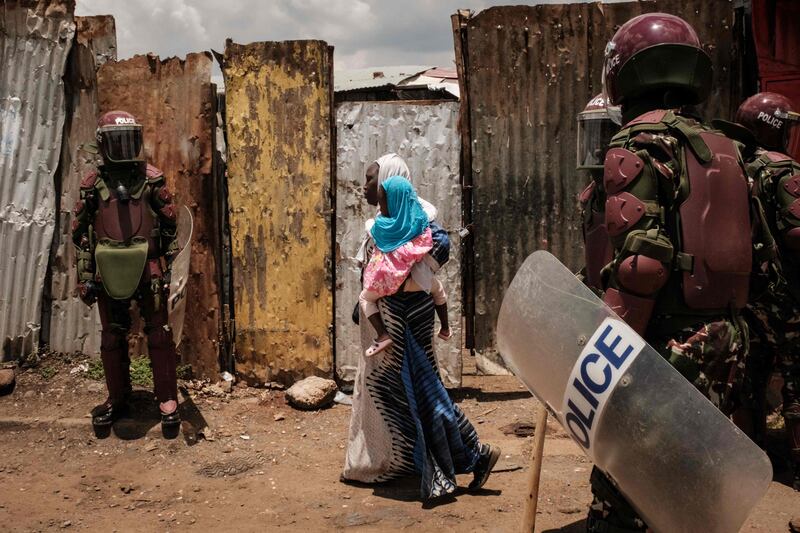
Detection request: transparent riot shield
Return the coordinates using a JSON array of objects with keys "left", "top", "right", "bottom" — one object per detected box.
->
[
  {"left": 496, "top": 251, "right": 771, "bottom": 533},
  {"left": 168, "top": 206, "right": 193, "bottom": 347}
]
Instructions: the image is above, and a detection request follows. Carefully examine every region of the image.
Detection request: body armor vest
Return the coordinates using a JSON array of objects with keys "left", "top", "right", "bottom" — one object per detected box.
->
[
  {"left": 609, "top": 110, "right": 752, "bottom": 316},
  {"left": 91, "top": 166, "right": 161, "bottom": 299}
]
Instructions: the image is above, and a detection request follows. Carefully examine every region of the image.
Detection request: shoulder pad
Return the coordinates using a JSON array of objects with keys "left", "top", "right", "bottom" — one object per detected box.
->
[
  {"left": 146, "top": 164, "right": 164, "bottom": 181},
  {"left": 80, "top": 170, "right": 98, "bottom": 189},
  {"left": 625, "top": 109, "right": 668, "bottom": 127},
  {"left": 604, "top": 148, "right": 645, "bottom": 195},
  {"left": 605, "top": 192, "right": 646, "bottom": 237},
  {"left": 764, "top": 151, "right": 793, "bottom": 163}
]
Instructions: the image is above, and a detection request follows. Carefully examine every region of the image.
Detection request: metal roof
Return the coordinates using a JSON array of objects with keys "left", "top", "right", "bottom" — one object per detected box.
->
[{"left": 334, "top": 65, "right": 431, "bottom": 93}]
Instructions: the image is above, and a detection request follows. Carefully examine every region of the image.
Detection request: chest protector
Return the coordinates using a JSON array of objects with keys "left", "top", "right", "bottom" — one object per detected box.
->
[
  {"left": 92, "top": 169, "right": 160, "bottom": 299},
  {"left": 579, "top": 181, "right": 612, "bottom": 290},
  {"left": 679, "top": 131, "right": 751, "bottom": 309}
]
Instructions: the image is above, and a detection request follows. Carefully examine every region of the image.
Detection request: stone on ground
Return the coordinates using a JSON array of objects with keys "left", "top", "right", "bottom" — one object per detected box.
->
[
  {"left": 285, "top": 376, "right": 337, "bottom": 410},
  {"left": 0, "top": 368, "right": 15, "bottom": 394}
]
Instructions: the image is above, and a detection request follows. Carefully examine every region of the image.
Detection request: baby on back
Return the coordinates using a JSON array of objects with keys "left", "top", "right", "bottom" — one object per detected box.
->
[{"left": 359, "top": 176, "right": 450, "bottom": 357}]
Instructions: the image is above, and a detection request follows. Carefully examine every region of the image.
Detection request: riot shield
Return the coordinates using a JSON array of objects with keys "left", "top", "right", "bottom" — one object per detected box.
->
[
  {"left": 168, "top": 206, "right": 193, "bottom": 346},
  {"left": 496, "top": 251, "right": 771, "bottom": 533}
]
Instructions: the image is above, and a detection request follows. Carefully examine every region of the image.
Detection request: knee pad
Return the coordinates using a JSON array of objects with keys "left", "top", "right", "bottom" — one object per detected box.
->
[
  {"left": 100, "top": 329, "right": 127, "bottom": 351},
  {"left": 147, "top": 324, "right": 174, "bottom": 350}
]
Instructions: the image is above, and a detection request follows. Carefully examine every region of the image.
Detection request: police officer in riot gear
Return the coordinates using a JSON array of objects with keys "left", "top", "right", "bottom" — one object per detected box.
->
[
  {"left": 73, "top": 110, "right": 181, "bottom": 438},
  {"left": 586, "top": 13, "right": 754, "bottom": 531},
  {"left": 724, "top": 92, "right": 800, "bottom": 491}
]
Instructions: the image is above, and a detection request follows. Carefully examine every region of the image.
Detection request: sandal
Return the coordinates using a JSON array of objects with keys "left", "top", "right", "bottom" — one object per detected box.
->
[
  {"left": 438, "top": 329, "right": 452, "bottom": 341},
  {"left": 365, "top": 337, "right": 393, "bottom": 357}
]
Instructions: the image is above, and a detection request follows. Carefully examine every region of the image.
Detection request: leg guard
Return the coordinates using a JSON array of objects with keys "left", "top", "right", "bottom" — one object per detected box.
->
[
  {"left": 97, "top": 296, "right": 132, "bottom": 403},
  {"left": 141, "top": 292, "right": 178, "bottom": 403}
]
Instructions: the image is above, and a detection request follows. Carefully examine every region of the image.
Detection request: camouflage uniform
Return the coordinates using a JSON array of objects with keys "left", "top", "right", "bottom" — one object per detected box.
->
[{"left": 741, "top": 150, "right": 800, "bottom": 487}]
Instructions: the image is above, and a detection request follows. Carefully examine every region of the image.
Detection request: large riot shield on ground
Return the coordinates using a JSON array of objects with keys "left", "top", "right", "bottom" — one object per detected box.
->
[
  {"left": 168, "top": 206, "right": 193, "bottom": 346},
  {"left": 496, "top": 251, "right": 771, "bottom": 533}
]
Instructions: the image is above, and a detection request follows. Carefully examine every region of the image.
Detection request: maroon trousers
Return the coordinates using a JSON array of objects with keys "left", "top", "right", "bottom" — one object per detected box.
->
[{"left": 97, "top": 286, "right": 177, "bottom": 404}]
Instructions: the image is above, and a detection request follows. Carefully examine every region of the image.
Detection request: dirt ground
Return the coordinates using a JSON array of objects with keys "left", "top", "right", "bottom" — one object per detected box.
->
[{"left": 0, "top": 359, "right": 798, "bottom": 533}]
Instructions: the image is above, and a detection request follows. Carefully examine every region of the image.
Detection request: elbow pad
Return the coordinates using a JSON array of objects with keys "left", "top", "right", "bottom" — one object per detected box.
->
[{"left": 616, "top": 255, "right": 669, "bottom": 297}]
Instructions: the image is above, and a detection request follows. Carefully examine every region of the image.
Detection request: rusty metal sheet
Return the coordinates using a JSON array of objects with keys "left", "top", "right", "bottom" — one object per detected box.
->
[
  {"left": 0, "top": 1, "right": 75, "bottom": 361},
  {"left": 455, "top": 2, "right": 741, "bottom": 372},
  {"left": 224, "top": 40, "right": 334, "bottom": 385},
  {"left": 335, "top": 101, "right": 463, "bottom": 387},
  {"left": 48, "top": 15, "right": 116, "bottom": 357},
  {"left": 96, "top": 52, "right": 221, "bottom": 378}
]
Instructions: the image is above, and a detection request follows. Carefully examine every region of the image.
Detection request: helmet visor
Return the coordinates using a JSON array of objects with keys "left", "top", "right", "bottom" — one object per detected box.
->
[
  {"left": 577, "top": 113, "right": 618, "bottom": 169},
  {"left": 100, "top": 126, "right": 143, "bottom": 162},
  {"left": 775, "top": 108, "right": 800, "bottom": 154}
]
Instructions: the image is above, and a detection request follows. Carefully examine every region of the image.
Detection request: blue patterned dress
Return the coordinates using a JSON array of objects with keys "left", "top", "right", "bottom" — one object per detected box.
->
[{"left": 343, "top": 223, "right": 482, "bottom": 499}]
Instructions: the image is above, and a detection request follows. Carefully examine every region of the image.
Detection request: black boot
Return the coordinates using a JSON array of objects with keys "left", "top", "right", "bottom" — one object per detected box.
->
[
  {"left": 91, "top": 399, "right": 129, "bottom": 438},
  {"left": 160, "top": 404, "right": 181, "bottom": 439},
  {"left": 468, "top": 443, "right": 500, "bottom": 490}
]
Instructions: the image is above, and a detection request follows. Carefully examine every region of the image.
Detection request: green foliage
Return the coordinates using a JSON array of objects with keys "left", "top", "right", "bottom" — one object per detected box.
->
[
  {"left": 87, "top": 356, "right": 167, "bottom": 388},
  {"left": 176, "top": 363, "right": 193, "bottom": 380},
  {"left": 37, "top": 365, "right": 57, "bottom": 380},
  {"left": 129, "top": 357, "right": 153, "bottom": 388},
  {"left": 87, "top": 358, "right": 105, "bottom": 382}
]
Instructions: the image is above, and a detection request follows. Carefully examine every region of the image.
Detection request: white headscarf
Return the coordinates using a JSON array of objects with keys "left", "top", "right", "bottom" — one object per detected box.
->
[
  {"left": 355, "top": 153, "right": 439, "bottom": 278},
  {"left": 375, "top": 153, "right": 410, "bottom": 186},
  {"left": 373, "top": 153, "right": 437, "bottom": 221}
]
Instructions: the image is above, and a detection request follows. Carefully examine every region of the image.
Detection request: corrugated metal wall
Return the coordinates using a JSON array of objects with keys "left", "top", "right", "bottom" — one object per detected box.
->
[
  {"left": 224, "top": 40, "right": 334, "bottom": 385},
  {"left": 48, "top": 15, "right": 116, "bottom": 356},
  {"left": 96, "top": 52, "right": 221, "bottom": 378},
  {"left": 0, "top": 1, "right": 75, "bottom": 361},
  {"left": 454, "top": 1, "right": 742, "bottom": 372},
  {"left": 335, "top": 101, "right": 463, "bottom": 387}
]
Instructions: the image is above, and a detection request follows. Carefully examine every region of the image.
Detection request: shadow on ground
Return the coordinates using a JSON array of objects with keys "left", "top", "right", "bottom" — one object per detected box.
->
[
  {"left": 342, "top": 476, "right": 502, "bottom": 508},
  {"left": 105, "top": 387, "right": 208, "bottom": 443},
  {"left": 543, "top": 518, "right": 587, "bottom": 532},
  {"left": 450, "top": 386, "right": 532, "bottom": 403}
]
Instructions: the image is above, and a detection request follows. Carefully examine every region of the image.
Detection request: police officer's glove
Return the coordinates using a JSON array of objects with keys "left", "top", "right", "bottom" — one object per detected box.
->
[{"left": 78, "top": 280, "right": 99, "bottom": 306}]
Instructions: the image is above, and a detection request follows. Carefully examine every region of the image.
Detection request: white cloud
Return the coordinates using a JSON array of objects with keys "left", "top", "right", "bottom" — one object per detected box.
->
[{"left": 75, "top": 0, "right": 628, "bottom": 69}]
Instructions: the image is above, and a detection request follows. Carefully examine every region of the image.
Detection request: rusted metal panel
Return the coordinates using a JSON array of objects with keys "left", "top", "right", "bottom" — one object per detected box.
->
[
  {"left": 48, "top": 15, "right": 116, "bottom": 357},
  {"left": 752, "top": 0, "right": 800, "bottom": 159},
  {"left": 96, "top": 52, "right": 221, "bottom": 378},
  {"left": 335, "top": 101, "right": 463, "bottom": 387},
  {"left": 0, "top": 1, "right": 75, "bottom": 360},
  {"left": 455, "top": 1, "right": 741, "bottom": 372},
  {"left": 224, "top": 40, "right": 334, "bottom": 385}
]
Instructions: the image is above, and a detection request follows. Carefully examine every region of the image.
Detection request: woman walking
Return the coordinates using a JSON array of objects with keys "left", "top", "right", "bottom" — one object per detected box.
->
[{"left": 342, "top": 153, "right": 499, "bottom": 500}]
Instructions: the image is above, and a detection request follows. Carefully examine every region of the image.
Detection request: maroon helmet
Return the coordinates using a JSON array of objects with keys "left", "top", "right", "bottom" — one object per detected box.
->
[
  {"left": 96, "top": 110, "right": 144, "bottom": 164},
  {"left": 577, "top": 94, "right": 619, "bottom": 170},
  {"left": 603, "top": 13, "right": 712, "bottom": 107},
  {"left": 735, "top": 92, "right": 800, "bottom": 152}
]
